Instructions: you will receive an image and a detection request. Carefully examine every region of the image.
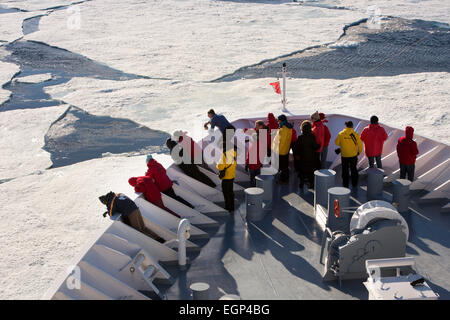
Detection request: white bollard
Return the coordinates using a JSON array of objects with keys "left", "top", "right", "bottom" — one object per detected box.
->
[
  {"left": 190, "top": 282, "right": 210, "bottom": 300},
  {"left": 177, "top": 219, "right": 191, "bottom": 270},
  {"left": 219, "top": 294, "right": 241, "bottom": 300}
]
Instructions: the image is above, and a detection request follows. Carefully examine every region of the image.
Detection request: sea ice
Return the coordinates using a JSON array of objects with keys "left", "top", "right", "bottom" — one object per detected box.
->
[
  {"left": 27, "top": 0, "right": 366, "bottom": 81},
  {"left": 14, "top": 73, "right": 52, "bottom": 84},
  {"left": 0, "top": 105, "right": 67, "bottom": 182},
  {"left": 0, "top": 60, "right": 20, "bottom": 105}
]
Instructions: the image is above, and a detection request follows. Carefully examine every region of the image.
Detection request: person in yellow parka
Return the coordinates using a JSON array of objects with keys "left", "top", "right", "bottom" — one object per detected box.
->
[
  {"left": 335, "top": 121, "right": 364, "bottom": 188},
  {"left": 217, "top": 140, "right": 237, "bottom": 213},
  {"left": 272, "top": 114, "right": 293, "bottom": 184}
]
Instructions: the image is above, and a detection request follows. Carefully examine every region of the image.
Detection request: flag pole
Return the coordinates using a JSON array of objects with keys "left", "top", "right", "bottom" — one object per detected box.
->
[{"left": 281, "top": 62, "right": 287, "bottom": 112}]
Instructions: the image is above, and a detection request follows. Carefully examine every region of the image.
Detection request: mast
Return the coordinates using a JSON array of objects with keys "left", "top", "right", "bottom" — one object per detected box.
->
[{"left": 281, "top": 62, "right": 288, "bottom": 112}]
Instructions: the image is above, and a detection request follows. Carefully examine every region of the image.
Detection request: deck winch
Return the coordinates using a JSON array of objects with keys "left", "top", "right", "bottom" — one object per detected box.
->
[{"left": 320, "top": 200, "right": 409, "bottom": 284}]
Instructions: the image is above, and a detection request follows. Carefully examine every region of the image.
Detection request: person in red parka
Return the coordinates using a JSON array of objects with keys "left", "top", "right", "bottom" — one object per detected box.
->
[
  {"left": 244, "top": 120, "right": 270, "bottom": 163},
  {"left": 245, "top": 128, "right": 264, "bottom": 187},
  {"left": 266, "top": 113, "right": 279, "bottom": 130},
  {"left": 313, "top": 112, "right": 331, "bottom": 169},
  {"left": 266, "top": 113, "right": 279, "bottom": 158},
  {"left": 128, "top": 175, "right": 180, "bottom": 218},
  {"left": 311, "top": 111, "right": 325, "bottom": 169},
  {"left": 145, "top": 155, "right": 194, "bottom": 208},
  {"left": 396, "top": 126, "right": 419, "bottom": 182},
  {"left": 360, "top": 115, "right": 388, "bottom": 169}
]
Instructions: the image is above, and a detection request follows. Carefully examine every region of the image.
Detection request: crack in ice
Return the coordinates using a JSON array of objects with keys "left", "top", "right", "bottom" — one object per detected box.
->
[{"left": 212, "top": 16, "right": 450, "bottom": 81}]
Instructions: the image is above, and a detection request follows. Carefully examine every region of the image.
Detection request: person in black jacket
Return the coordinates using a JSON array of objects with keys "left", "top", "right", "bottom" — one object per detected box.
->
[
  {"left": 166, "top": 138, "right": 216, "bottom": 188},
  {"left": 293, "top": 120, "right": 320, "bottom": 189},
  {"left": 99, "top": 192, "right": 163, "bottom": 242}
]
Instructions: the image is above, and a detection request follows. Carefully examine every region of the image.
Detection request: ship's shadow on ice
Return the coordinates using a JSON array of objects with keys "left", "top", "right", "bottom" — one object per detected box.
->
[{"left": 214, "top": 17, "right": 450, "bottom": 81}]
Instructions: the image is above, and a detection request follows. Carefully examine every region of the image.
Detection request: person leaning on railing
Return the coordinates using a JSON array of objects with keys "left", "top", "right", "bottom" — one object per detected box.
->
[
  {"left": 145, "top": 155, "right": 194, "bottom": 208},
  {"left": 99, "top": 192, "right": 164, "bottom": 243},
  {"left": 128, "top": 175, "right": 180, "bottom": 218},
  {"left": 166, "top": 138, "right": 217, "bottom": 188}
]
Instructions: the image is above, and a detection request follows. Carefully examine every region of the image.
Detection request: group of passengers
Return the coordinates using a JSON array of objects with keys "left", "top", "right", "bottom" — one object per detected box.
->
[
  {"left": 98, "top": 108, "right": 419, "bottom": 238},
  {"left": 200, "top": 109, "right": 419, "bottom": 213}
]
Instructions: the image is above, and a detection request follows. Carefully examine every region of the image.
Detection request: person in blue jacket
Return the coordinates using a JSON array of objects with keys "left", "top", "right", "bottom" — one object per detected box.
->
[{"left": 203, "top": 109, "right": 233, "bottom": 134}]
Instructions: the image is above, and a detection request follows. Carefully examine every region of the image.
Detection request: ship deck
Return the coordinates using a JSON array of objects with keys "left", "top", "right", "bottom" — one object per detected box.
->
[
  {"left": 44, "top": 114, "right": 450, "bottom": 301},
  {"left": 160, "top": 164, "right": 450, "bottom": 300}
]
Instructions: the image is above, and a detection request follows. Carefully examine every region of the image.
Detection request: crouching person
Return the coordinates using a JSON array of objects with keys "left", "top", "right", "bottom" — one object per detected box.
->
[
  {"left": 128, "top": 176, "right": 181, "bottom": 218},
  {"left": 145, "top": 155, "right": 194, "bottom": 208},
  {"left": 99, "top": 192, "right": 164, "bottom": 242}
]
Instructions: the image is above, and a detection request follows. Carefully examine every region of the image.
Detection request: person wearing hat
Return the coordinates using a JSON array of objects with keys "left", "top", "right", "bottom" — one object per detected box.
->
[
  {"left": 172, "top": 130, "right": 203, "bottom": 165},
  {"left": 335, "top": 121, "right": 363, "bottom": 188},
  {"left": 396, "top": 126, "right": 419, "bottom": 181},
  {"left": 166, "top": 138, "right": 217, "bottom": 188},
  {"left": 266, "top": 113, "right": 279, "bottom": 130},
  {"left": 243, "top": 119, "right": 271, "bottom": 166},
  {"left": 145, "top": 155, "right": 194, "bottom": 208},
  {"left": 128, "top": 175, "right": 180, "bottom": 218},
  {"left": 310, "top": 111, "right": 325, "bottom": 170},
  {"left": 264, "top": 113, "right": 279, "bottom": 158},
  {"left": 313, "top": 113, "right": 331, "bottom": 168},
  {"left": 360, "top": 115, "right": 388, "bottom": 169},
  {"left": 99, "top": 191, "right": 164, "bottom": 242},
  {"left": 293, "top": 120, "right": 320, "bottom": 189},
  {"left": 245, "top": 131, "right": 264, "bottom": 187},
  {"left": 272, "top": 114, "right": 293, "bottom": 184}
]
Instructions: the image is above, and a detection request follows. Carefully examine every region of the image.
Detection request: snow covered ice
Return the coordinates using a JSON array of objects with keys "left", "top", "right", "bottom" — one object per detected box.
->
[{"left": 0, "top": 0, "right": 449, "bottom": 299}]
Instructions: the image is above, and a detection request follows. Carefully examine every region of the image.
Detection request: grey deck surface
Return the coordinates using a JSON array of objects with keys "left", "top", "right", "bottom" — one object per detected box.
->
[{"left": 161, "top": 164, "right": 450, "bottom": 300}]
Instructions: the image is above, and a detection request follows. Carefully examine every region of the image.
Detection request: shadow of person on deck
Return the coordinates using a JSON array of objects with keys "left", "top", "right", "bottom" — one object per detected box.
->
[{"left": 247, "top": 215, "right": 331, "bottom": 293}]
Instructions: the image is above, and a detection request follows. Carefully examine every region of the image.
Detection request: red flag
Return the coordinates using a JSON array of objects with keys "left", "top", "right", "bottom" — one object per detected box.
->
[{"left": 270, "top": 81, "right": 281, "bottom": 94}]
